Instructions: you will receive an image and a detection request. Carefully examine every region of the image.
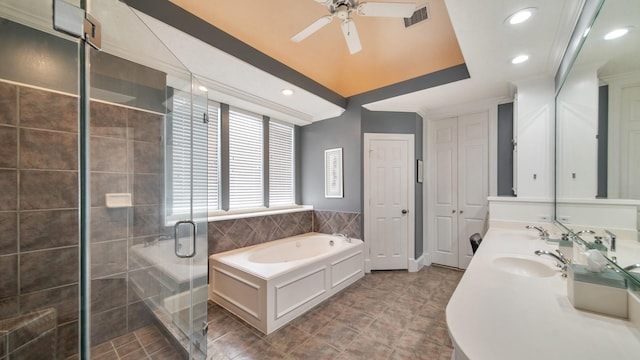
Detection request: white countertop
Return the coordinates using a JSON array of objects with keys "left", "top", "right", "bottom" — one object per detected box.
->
[{"left": 446, "top": 226, "right": 640, "bottom": 360}]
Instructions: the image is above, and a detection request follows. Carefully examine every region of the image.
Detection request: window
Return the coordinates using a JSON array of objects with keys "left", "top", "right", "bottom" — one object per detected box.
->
[
  {"left": 169, "top": 90, "right": 298, "bottom": 217},
  {"left": 229, "top": 108, "right": 263, "bottom": 209},
  {"left": 169, "top": 90, "right": 219, "bottom": 216},
  {"left": 269, "top": 121, "right": 294, "bottom": 206}
]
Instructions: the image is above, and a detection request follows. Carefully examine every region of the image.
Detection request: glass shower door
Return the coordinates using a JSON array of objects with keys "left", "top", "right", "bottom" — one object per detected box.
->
[{"left": 86, "top": 1, "right": 208, "bottom": 358}]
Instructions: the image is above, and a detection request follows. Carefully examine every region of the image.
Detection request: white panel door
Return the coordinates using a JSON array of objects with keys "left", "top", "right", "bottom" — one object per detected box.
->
[
  {"left": 368, "top": 136, "right": 410, "bottom": 270},
  {"left": 621, "top": 85, "right": 640, "bottom": 199},
  {"left": 431, "top": 112, "right": 488, "bottom": 269},
  {"left": 432, "top": 118, "right": 458, "bottom": 267},
  {"left": 457, "top": 112, "right": 489, "bottom": 268}
]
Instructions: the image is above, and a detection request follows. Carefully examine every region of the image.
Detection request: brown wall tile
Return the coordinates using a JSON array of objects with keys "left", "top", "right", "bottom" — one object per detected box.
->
[
  {"left": 127, "top": 301, "right": 154, "bottom": 331},
  {"left": 0, "top": 170, "right": 17, "bottom": 211},
  {"left": 90, "top": 136, "right": 127, "bottom": 173},
  {"left": 91, "top": 173, "right": 128, "bottom": 207},
  {"left": 20, "top": 284, "right": 78, "bottom": 324},
  {"left": 20, "top": 170, "right": 78, "bottom": 210},
  {"left": 91, "top": 307, "right": 127, "bottom": 345},
  {"left": 128, "top": 109, "right": 163, "bottom": 143},
  {"left": 133, "top": 142, "right": 162, "bottom": 174},
  {"left": 90, "top": 240, "right": 127, "bottom": 278},
  {"left": 91, "top": 276, "right": 127, "bottom": 313},
  {"left": 0, "top": 126, "right": 17, "bottom": 168},
  {"left": 20, "top": 246, "right": 78, "bottom": 293},
  {"left": 9, "top": 328, "right": 57, "bottom": 360},
  {"left": 90, "top": 207, "right": 128, "bottom": 243},
  {"left": 0, "top": 255, "right": 18, "bottom": 298},
  {"left": 57, "top": 321, "right": 78, "bottom": 358},
  {"left": 20, "top": 209, "right": 79, "bottom": 251},
  {"left": 0, "top": 212, "right": 17, "bottom": 255},
  {"left": 0, "top": 82, "right": 17, "bottom": 126},
  {"left": 0, "top": 297, "right": 19, "bottom": 320},
  {"left": 132, "top": 206, "right": 161, "bottom": 237},
  {"left": 20, "top": 128, "right": 78, "bottom": 170},
  {"left": 133, "top": 174, "right": 161, "bottom": 205},
  {"left": 90, "top": 101, "right": 127, "bottom": 139},
  {"left": 19, "top": 87, "right": 77, "bottom": 132}
]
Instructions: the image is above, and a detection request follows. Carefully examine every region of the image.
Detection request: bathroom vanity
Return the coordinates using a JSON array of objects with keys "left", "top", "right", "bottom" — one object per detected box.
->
[{"left": 446, "top": 224, "right": 640, "bottom": 360}]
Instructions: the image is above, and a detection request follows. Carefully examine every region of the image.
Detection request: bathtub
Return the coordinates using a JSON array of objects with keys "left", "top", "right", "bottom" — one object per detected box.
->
[{"left": 208, "top": 232, "right": 364, "bottom": 334}]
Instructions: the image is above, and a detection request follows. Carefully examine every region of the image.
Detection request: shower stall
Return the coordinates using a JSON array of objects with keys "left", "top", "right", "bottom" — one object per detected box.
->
[{"left": 1, "top": 0, "right": 209, "bottom": 358}]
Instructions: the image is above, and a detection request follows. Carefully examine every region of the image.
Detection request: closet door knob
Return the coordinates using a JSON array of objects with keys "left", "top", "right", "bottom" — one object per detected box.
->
[
  {"left": 460, "top": 210, "right": 464, "bottom": 214},
  {"left": 401, "top": 209, "right": 408, "bottom": 214},
  {"left": 452, "top": 210, "right": 456, "bottom": 214}
]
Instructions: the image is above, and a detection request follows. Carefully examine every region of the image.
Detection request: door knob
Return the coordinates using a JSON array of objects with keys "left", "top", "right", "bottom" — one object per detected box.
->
[
  {"left": 460, "top": 210, "right": 464, "bottom": 214},
  {"left": 401, "top": 209, "right": 408, "bottom": 214},
  {"left": 452, "top": 210, "right": 456, "bottom": 214}
]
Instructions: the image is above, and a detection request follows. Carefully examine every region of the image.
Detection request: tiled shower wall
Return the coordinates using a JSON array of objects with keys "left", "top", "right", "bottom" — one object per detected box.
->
[
  {"left": 88, "top": 99, "right": 163, "bottom": 345},
  {"left": 0, "top": 82, "right": 80, "bottom": 358},
  {"left": 0, "top": 80, "right": 164, "bottom": 358},
  {"left": 207, "top": 210, "right": 361, "bottom": 255}
]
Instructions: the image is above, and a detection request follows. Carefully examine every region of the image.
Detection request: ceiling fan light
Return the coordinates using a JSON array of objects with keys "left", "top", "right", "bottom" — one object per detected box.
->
[
  {"left": 511, "top": 55, "right": 529, "bottom": 64},
  {"left": 506, "top": 8, "right": 536, "bottom": 25}
]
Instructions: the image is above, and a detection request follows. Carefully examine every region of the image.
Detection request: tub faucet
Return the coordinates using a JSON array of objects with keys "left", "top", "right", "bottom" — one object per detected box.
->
[
  {"left": 604, "top": 229, "right": 616, "bottom": 252},
  {"left": 526, "top": 225, "right": 549, "bottom": 241},
  {"left": 332, "top": 233, "right": 351, "bottom": 243}
]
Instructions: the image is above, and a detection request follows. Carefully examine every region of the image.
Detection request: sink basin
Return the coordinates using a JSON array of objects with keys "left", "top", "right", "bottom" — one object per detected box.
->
[{"left": 492, "top": 256, "right": 557, "bottom": 277}]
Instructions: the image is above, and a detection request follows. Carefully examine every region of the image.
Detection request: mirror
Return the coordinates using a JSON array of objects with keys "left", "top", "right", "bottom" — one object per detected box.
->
[{"left": 555, "top": 0, "right": 640, "bottom": 286}]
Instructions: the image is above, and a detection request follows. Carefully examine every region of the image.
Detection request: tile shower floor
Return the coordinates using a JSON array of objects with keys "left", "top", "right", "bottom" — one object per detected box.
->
[{"left": 86, "top": 265, "right": 463, "bottom": 360}]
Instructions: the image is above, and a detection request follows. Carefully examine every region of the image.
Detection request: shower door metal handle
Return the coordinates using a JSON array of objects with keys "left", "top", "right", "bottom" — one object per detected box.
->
[{"left": 174, "top": 220, "right": 197, "bottom": 258}]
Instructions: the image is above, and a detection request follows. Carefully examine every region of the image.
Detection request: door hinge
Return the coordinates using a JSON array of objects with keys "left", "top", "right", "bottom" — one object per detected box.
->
[{"left": 53, "top": 0, "right": 102, "bottom": 50}]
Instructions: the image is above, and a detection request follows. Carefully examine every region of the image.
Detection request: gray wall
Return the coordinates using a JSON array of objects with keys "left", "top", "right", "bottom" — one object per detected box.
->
[
  {"left": 497, "top": 102, "right": 515, "bottom": 196},
  {"left": 300, "top": 104, "right": 362, "bottom": 212},
  {"left": 361, "top": 109, "right": 424, "bottom": 258}
]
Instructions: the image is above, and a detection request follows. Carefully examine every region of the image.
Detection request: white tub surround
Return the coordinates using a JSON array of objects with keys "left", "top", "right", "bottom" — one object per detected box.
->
[
  {"left": 208, "top": 232, "right": 364, "bottom": 334},
  {"left": 447, "top": 226, "right": 640, "bottom": 360}
]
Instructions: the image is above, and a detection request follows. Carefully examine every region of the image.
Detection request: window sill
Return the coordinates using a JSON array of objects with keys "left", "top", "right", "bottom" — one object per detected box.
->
[{"left": 207, "top": 205, "right": 314, "bottom": 222}]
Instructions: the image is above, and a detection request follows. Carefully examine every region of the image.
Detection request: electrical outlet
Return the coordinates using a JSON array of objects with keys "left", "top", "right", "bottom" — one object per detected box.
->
[
  {"left": 537, "top": 215, "right": 550, "bottom": 222},
  {"left": 558, "top": 216, "right": 571, "bottom": 223}
]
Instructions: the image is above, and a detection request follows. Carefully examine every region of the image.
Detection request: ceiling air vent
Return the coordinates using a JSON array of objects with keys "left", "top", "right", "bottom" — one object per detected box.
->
[{"left": 404, "top": 4, "right": 429, "bottom": 28}]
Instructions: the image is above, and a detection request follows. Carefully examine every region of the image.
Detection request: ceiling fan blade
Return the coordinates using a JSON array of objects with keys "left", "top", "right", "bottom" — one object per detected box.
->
[
  {"left": 341, "top": 19, "right": 362, "bottom": 54},
  {"left": 291, "top": 15, "right": 334, "bottom": 42},
  {"left": 357, "top": 2, "right": 416, "bottom": 18}
]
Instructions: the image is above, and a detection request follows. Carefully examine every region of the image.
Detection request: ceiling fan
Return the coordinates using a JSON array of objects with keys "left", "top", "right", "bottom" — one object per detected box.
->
[{"left": 291, "top": 0, "right": 417, "bottom": 54}]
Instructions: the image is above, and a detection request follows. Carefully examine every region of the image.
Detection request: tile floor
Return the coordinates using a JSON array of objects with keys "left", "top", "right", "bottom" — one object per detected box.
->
[
  {"left": 83, "top": 265, "right": 463, "bottom": 360},
  {"left": 207, "top": 265, "right": 464, "bottom": 360},
  {"left": 73, "top": 325, "right": 184, "bottom": 360}
]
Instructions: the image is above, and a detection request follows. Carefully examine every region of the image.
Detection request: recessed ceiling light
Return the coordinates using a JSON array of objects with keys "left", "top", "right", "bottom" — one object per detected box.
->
[
  {"left": 511, "top": 55, "right": 529, "bottom": 64},
  {"left": 282, "top": 89, "right": 294, "bottom": 96},
  {"left": 197, "top": 85, "right": 208, "bottom": 92},
  {"left": 604, "top": 27, "right": 630, "bottom": 40},
  {"left": 506, "top": 8, "right": 536, "bottom": 25}
]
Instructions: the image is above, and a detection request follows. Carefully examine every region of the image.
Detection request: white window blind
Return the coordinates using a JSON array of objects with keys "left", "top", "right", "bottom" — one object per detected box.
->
[
  {"left": 269, "top": 121, "right": 295, "bottom": 206},
  {"left": 170, "top": 90, "right": 219, "bottom": 216},
  {"left": 229, "top": 108, "right": 263, "bottom": 209}
]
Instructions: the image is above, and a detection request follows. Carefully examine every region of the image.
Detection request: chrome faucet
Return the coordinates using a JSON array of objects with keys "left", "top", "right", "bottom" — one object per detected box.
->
[
  {"left": 526, "top": 225, "right": 549, "bottom": 241},
  {"left": 623, "top": 263, "right": 640, "bottom": 271},
  {"left": 535, "top": 249, "right": 569, "bottom": 276},
  {"left": 332, "top": 233, "right": 352, "bottom": 243},
  {"left": 604, "top": 229, "right": 617, "bottom": 252}
]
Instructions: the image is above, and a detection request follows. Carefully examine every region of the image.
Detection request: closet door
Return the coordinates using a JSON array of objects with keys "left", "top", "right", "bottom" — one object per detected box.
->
[
  {"left": 457, "top": 112, "right": 489, "bottom": 268},
  {"left": 432, "top": 118, "right": 458, "bottom": 267},
  {"left": 431, "top": 112, "right": 488, "bottom": 269}
]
